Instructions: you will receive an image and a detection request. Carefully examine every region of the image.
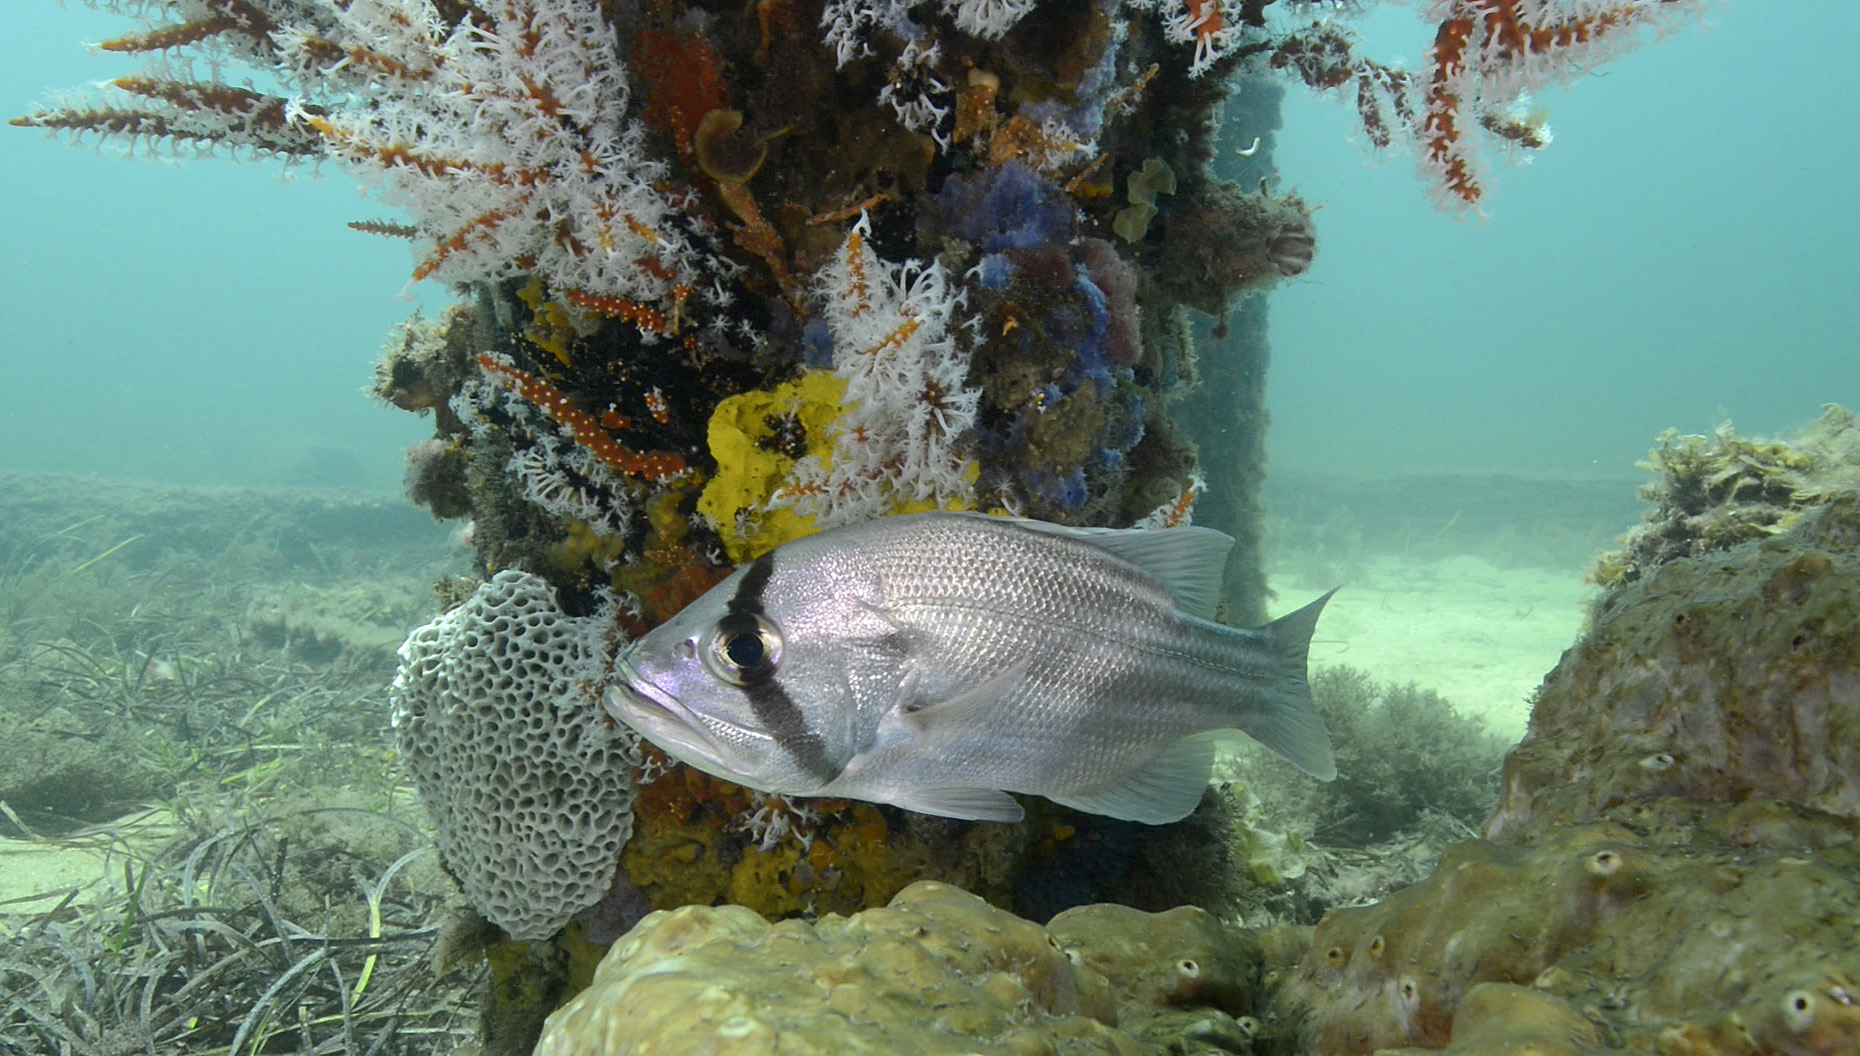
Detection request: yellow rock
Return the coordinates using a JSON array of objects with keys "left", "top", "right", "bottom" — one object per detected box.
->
[
  {"left": 537, "top": 881, "right": 1140, "bottom": 1056},
  {"left": 697, "top": 370, "right": 846, "bottom": 562}
]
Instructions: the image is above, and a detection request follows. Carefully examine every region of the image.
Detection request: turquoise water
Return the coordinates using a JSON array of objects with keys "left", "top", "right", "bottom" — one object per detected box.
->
[
  {"left": 1265, "top": 4, "right": 1859, "bottom": 478},
  {"left": 1, "top": 10, "right": 1851, "bottom": 1050},
  {"left": 2, "top": 3, "right": 1853, "bottom": 488}
]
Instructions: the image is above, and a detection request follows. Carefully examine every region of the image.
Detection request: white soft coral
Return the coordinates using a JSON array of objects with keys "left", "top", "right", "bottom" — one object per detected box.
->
[
  {"left": 285, "top": 0, "right": 702, "bottom": 306},
  {"left": 777, "top": 217, "right": 980, "bottom": 526}
]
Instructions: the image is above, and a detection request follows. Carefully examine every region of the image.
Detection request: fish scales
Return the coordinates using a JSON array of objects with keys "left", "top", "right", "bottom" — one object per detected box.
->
[
  {"left": 607, "top": 511, "right": 1336, "bottom": 824},
  {"left": 852, "top": 516, "right": 1284, "bottom": 791}
]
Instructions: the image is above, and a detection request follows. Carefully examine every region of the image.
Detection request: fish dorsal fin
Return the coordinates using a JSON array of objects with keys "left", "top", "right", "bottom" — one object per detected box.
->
[
  {"left": 887, "top": 787, "right": 1025, "bottom": 823},
  {"left": 1047, "top": 730, "right": 1232, "bottom": 824},
  {"left": 1004, "top": 518, "right": 1233, "bottom": 619}
]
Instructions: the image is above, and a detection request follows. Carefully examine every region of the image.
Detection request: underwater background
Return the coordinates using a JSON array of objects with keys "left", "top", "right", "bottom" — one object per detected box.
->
[
  {"left": 4, "top": 4, "right": 1854, "bottom": 488},
  {"left": 2, "top": 2, "right": 1858, "bottom": 1054}
]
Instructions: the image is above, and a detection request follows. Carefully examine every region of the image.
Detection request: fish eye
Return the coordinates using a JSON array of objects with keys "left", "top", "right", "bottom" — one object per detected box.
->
[{"left": 702, "top": 613, "right": 782, "bottom": 686}]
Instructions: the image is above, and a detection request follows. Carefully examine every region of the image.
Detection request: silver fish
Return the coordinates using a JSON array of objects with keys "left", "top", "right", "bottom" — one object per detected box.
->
[{"left": 606, "top": 511, "right": 1336, "bottom": 824}]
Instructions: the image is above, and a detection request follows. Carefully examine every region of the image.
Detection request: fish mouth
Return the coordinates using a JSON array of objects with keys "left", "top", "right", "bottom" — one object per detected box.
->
[
  {"left": 608, "top": 652, "right": 741, "bottom": 765},
  {"left": 610, "top": 655, "right": 701, "bottom": 736}
]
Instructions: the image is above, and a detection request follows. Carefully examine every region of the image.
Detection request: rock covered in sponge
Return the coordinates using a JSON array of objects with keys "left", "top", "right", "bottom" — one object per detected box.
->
[
  {"left": 1269, "top": 457, "right": 1860, "bottom": 1055},
  {"left": 536, "top": 881, "right": 1134, "bottom": 1055},
  {"left": 1487, "top": 495, "right": 1860, "bottom": 842},
  {"left": 1370, "top": 983, "right": 1603, "bottom": 1056},
  {"left": 1049, "top": 901, "right": 1267, "bottom": 1054},
  {"left": 537, "top": 880, "right": 1277, "bottom": 1056},
  {"left": 1279, "top": 812, "right": 1860, "bottom": 1054},
  {"left": 391, "top": 570, "right": 636, "bottom": 940}
]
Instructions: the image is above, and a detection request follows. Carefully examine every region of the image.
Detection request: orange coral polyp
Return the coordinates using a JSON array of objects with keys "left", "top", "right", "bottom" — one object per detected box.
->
[
  {"left": 1424, "top": 17, "right": 1480, "bottom": 207},
  {"left": 865, "top": 318, "right": 922, "bottom": 360},
  {"left": 476, "top": 355, "right": 687, "bottom": 481},
  {"left": 411, "top": 202, "right": 527, "bottom": 282},
  {"left": 1184, "top": 0, "right": 1225, "bottom": 42},
  {"left": 563, "top": 288, "right": 670, "bottom": 334},
  {"left": 100, "top": 0, "right": 276, "bottom": 55},
  {"left": 111, "top": 78, "right": 278, "bottom": 122},
  {"left": 842, "top": 227, "right": 871, "bottom": 315}
]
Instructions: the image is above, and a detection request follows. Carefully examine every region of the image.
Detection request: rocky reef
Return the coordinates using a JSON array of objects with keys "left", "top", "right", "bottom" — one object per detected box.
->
[
  {"left": 1493, "top": 499, "right": 1860, "bottom": 839},
  {"left": 1284, "top": 806, "right": 1860, "bottom": 1054},
  {"left": 1279, "top": 418, "right": 1860, "bottom": 1054},
  {"left": 1589, "top": 405, "right": 1860, "bottom": 591},
  {"left": 536, "top": 880, "right": 1270, "bottom": 1056},
  {"left": 529, "top": 414, "right": 1860, "bottom": 1055},
  {"left": 13, "top": 0, "right": 1726, "bottom": 1051}
]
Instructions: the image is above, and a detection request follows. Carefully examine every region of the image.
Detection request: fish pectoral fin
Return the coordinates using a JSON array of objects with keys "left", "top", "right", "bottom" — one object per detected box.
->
[
  {"left": 888, "top": 787, "right": 1026, "bottom": 823},
  {"left": 1047, "top": 731, "right": 1231, "bottom": 825},
  {"left": 895, "top": 660, "right": 1029, "bottom": 736}
]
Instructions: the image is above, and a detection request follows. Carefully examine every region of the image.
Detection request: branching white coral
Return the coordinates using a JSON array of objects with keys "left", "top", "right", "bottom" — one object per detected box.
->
[
  {"left": 290, "top": 0, "right": 704, "bottom": 304},
  {"left": 732, "top": 792, "right": 822, "bottom": 853},
  {"left": 453, "top": 365, "right": 639, "bottom": 541},
  {"left": 820, "top": 0, "right": 918, "bottom": 67},
  {"left": 940, "top": 0, "right": 1039, "bottom": 39},
  {"left": 776, "top": 216, "right": 980, "bottom": 526},
  {"left": 877, "top": 39, "right": 954, "bottom": 147},
  {"left": 1122, "top": 0, "right": 1247, "bottom": 77},
  {"left": 821, "top": 0, "right": 1035, "bottom": 65},
  {"left": 1135, "top": 473, "right": 1207, "bottom": 529},
  {"left": 37, "top": 0, "right": 707, "bottom": 309}
]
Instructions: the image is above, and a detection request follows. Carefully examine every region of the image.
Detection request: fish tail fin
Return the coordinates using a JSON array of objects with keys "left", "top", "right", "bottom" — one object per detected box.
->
[{"left": 1240, "top": 588, "right": 1338, "bottom": 781}]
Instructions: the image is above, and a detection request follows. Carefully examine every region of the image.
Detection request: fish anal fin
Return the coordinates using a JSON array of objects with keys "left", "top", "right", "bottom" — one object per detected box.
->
[
  {"left": 1048, "top": 731, "right": 1231, "bottom": 825},
  {"left": 888, "top": 787, "right": 1025, "bottom": 823}
]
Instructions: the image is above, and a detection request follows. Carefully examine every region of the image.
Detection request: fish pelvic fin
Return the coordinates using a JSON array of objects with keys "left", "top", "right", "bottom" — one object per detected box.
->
[
  {"left": 887, "top": 787, "right": 1026, "bottom": 823},
  {"left": 1240, "top": 588, "right": 1339, "bottom": 781}
]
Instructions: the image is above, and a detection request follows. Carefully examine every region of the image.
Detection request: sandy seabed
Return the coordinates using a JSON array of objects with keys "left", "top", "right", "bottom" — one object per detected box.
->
[{"left": 1277, "top": 552, "right": 1594, "bottom": 743}]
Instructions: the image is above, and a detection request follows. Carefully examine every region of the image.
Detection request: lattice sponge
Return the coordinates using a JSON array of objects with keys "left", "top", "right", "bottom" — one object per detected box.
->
[{"left": 391, "top": 571, "right": 635, "bottom": 940}]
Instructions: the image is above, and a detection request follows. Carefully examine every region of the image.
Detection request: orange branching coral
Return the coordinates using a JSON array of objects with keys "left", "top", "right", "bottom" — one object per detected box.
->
[
  {"left": 776, "top": 217, "right": 979, "bottom": 525},
  {"left": 476, "top": 355, "right": 687, "bottom": 482},
  {"left": 563, "top": 289, "right": 672, "bottom": 334},
  {"left": 11, "top": 73, "right": 322, "bottom": 157},
  {"left": 21, "top": 0, "right": 726, "bottom": 321},
  {"left": 1135, "top": 474, "right": 1206, "bottom": 530},
  {"left": 1423, "top": 18, "right": 1482, "bottom": 208},
  {"left": 110, "top": 78, "right": 287, "bottom": 127},
  {"left": 840, "top": 223, "right": 873, "bottom": 317},
  {"left": 1267, "top": 0, "right": 1704, "bottom": 212},
  {"left": 97, "top": 0, "right": 278, "bottom": 54},
  {"left": 348, "top": 219, "right": 420, "bottom": 239},
  {"left": 1179, "top": 0, "right": 1230, "bottom": 72},
  {"left": 1416, "top": 0, "right": 1702, "bottom": 211}
]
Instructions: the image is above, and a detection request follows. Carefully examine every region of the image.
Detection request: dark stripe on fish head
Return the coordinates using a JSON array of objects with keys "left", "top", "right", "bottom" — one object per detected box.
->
[{"left": 729, "top": 552, "right": 840, "bottom": 787}]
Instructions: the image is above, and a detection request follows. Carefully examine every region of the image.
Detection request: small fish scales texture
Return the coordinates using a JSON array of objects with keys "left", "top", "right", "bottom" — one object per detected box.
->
[
  {"left": 391, "top": 571, "right": 637, "bottom": 940},
  {"left": 862, "top": 517, "right": 1257, "bottom": 787}
]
